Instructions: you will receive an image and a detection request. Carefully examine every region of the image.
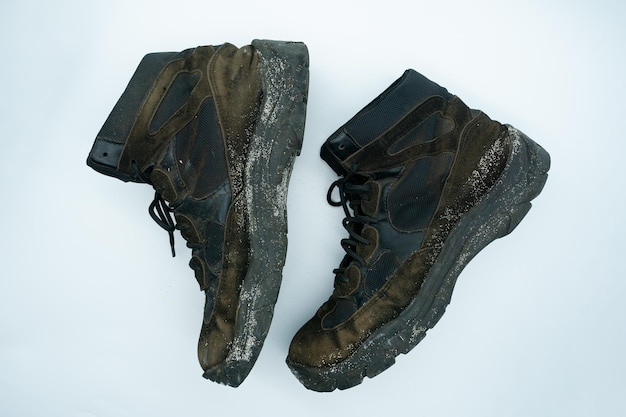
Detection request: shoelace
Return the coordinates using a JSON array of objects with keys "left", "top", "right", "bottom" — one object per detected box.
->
[
  {"left": 148, "top": 192, "right": 177, "bottom": 257},
  {"left": 326, "top": 171, "right": 377, "bottom": 283},
  {"left": 132, "top": 162, "right": 177, "bottom": 257}
]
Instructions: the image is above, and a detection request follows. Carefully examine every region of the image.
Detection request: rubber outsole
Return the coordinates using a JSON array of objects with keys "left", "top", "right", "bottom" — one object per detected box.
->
[
  {"left": 287, "top": 125, "right": 550, "bottom": 391},
  {"left": 201, "top": 40, "right": 309, "bottom": 386}
]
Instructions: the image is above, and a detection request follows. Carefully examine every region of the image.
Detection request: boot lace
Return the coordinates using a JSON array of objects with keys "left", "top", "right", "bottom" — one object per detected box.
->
[
  {"left": 327, "top": 169, "right": 378, "bottom": 283},
  {"left": 132, "top": 162, "right": 178, "bottom": 257}
]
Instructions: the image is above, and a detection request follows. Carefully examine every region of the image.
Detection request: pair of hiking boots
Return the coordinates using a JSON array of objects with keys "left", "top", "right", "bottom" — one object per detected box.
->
[{"left": 87, "top": 39, "right": 550, "bottom": 391}]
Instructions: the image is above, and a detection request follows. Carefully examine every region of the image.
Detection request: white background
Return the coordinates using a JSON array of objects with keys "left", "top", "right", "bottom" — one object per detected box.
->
[{"left": 1, "top": 0, "right": 625, "bottom": 416}]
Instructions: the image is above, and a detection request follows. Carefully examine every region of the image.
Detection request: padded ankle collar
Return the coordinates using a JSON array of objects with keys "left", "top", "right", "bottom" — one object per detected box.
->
[{"left": 321, "top": 69, "right": 452, "bottom": 175}]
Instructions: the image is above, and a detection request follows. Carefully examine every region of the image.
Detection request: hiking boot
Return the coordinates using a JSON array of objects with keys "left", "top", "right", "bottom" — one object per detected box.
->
[
  {"left": 87, "top": 39, "right": 309, "bottom": 387},
  {"left": 286, "top": 69, "right": 550, "bottom": 391}
]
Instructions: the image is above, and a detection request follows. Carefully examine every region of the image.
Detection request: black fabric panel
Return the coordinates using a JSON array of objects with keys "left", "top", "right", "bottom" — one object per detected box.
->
[
  {"left": 98, "top": 52, "right": 179, "bottom": 144},
  {"left": 149, "top": 71, "right": 201, "bottom": 134},
  {"left": 175, "top": 98, "right": 227, "bottom": 199},
  {"left": 388, "top": 153, "right": 455, "bottom": 232},
  {"left": 388, "top": 112, "right": 440, "bottom": 154},
  {"left": 322, "top": 298, "right": 358, "bottom": 329},
  {"left": 343, "top": 70, "right": 452, "bottom": 148},
  {"left": 203, "top": 221, "right": 225, "bottom": 271},
  {"left": 361, "top": 251, "right": 399, "bottom": 301}
]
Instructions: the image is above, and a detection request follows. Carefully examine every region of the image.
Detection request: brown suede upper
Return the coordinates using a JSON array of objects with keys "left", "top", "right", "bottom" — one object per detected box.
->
[
  {"left": 288, "top": 94, "right": 510, "bottom": 368},
  {"left": 89, "top": 40, "right": 310, "bottom": 387},
  {"left": 113, "top": 43, "right": 265, "bottom": 369},
  {"left": 197, "top": 44, "right": 262, "bottom": 369}
]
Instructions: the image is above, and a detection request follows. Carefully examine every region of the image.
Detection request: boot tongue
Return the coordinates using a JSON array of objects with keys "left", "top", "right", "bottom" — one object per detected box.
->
[{"left": 321, "top": 69, "right": 452, "bottom": 175}]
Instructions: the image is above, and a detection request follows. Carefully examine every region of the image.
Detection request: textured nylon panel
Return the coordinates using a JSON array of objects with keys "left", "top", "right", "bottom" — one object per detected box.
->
[
  {"left": 362, "top": 251, "right": 399, "bottom": 300},
  {"left": 98, "top": 52, "right": 179, "bottom": 144},
  {"left": 343, "top": 70, "right": 452, "bottom": 148},
  {"left": 175, "top": 98, "right": 227, "bottom": 198},
  {"left": 149, "top": 71, "right": 201, "bottom": 133},
  {"left": 388, "top": 153, "right": 455, "bottom": 232},
  {"left": 322, "top": 298, "right": 358, "bottom": 329},
  {"left": 203, "top": 221, "right": 225, "bottom": 271},
  {"left": 388, "top": 112, "right": 439, "bottom": 154},
  {"left": 347, "top": 86, "right": 419, "bottom": 147}
]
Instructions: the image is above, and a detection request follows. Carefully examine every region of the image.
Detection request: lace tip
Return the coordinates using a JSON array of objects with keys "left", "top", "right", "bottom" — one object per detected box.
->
[{"left": 169, "top": 232, "right": 176, "bottom": 257}]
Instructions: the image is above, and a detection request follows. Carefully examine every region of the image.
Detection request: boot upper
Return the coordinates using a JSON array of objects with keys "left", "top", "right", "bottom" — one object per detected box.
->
[
  {"left": 288, "top": 70, "right": 510, "bottom": 368},
  {"left": 88, "top": 43, "right": 266, "bottom": 371}
]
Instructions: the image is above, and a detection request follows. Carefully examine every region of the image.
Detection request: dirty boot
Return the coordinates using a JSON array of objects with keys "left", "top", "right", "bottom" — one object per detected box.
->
[
  {"left": 87, "top": 39, "right": 309, "bottom": 387},
  {"left": 286, "top": 69, "right": 549, "bottom": 391}
]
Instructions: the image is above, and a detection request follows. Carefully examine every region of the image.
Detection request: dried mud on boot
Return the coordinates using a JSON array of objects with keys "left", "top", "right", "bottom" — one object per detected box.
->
[
  {"left": 87, "top": 39, "right": 309, "bottom": 387},
  {"left": 286, "top": 69, "right": 549, "bottom": 392}
]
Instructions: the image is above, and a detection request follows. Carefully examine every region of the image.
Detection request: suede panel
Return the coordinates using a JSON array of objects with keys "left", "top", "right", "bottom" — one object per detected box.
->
[
  {"left": 150, "top": 167, "right": 179, "bottom": 202},
  {"left": 118, "top": 46, "right": 216, "bottom": 174},
  {"left": 422, "top": 113, "right": 508, "bottom": 251},
  {"left": 360, "top": 180, "right": 380, "bottom": 217},
  {"left": 289, "top": 246, "right": 437, "bottom": 367},
  {"left": 175, "top": 213, "right": 201, "bottom": 245},
  {"left": 197, "top": 43, "right": 263, "bottom": 368},
  {"left": 356, "top": 225, "right": 378, "bottom": 262}
]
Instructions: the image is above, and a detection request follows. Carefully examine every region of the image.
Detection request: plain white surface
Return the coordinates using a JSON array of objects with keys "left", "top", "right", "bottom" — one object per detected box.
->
[{"left": 1, "top": 0, "right": 625, "bottom": 415}]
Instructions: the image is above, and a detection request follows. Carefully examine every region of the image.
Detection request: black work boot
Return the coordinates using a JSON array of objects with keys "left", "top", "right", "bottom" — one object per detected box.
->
[
  {"left": 286, "top": 69, "right": 550, "bottom": 391},
  {"left": 87, "top": 39, "right": 309, "bottom": 387}
]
